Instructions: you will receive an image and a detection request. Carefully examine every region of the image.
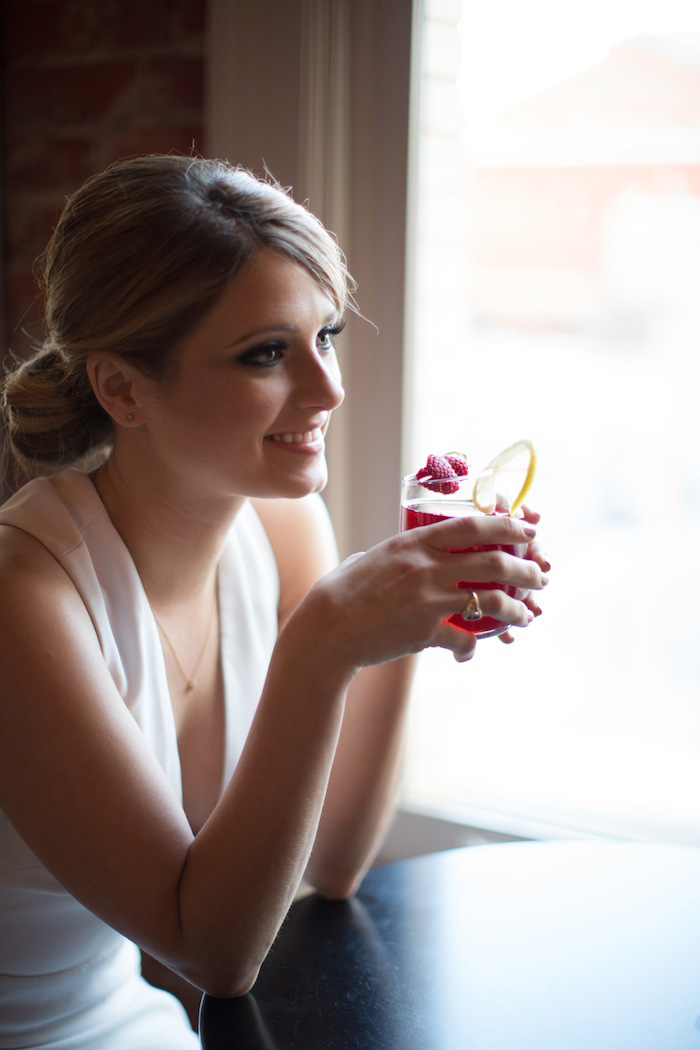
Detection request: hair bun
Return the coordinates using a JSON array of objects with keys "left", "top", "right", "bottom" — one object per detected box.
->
[{"left": 2, "top": 341, "right": 111, "bottom": 475}]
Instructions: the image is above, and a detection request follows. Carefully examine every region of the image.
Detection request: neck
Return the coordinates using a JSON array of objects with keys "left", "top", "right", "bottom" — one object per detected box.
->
[{"left": 91, "top": 453, "right": 246, "bottom": 608}]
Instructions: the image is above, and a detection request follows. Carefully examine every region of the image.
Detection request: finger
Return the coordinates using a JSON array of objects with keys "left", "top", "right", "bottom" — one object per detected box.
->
[
  {"left": 524, "top": 540, "right": 551, "bottom": 573},
  {"left": 466, "top": 588, "right": 533, "bottom": 628},
  {"left": 498, "top": 630, "right": 515, "bottom": 644},
  {"left": 431, "top": 621, "right": 478, "bottom": 662},
  {"left": 449, "top": 548, "right": 549, "bottom": 591},
  {"left": 519, "top": 505, "right": 541, "bottom": 525},
  {"left": 424, "top": 514, "right": 537, "bottom": 551},
  {"left": 523, "top": 593, "right": 543, "bottom": 617}
]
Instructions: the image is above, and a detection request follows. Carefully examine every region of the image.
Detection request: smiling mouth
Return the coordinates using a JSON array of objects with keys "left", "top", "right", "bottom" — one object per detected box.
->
[{"left": 266, "top": 427, "right": 324, "bottom": 445}]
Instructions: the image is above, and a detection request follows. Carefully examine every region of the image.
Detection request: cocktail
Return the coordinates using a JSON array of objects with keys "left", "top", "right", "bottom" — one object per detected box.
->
[{"left": 400, "top": 442, "right": 536, "bottom": 638}]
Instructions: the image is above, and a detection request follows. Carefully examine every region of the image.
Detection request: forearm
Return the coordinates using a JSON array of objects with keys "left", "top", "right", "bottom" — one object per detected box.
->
[
  {"left": 175, "top": 620, "right": 354, "bottom": 996},
  {"left": 305, "top": 655, "right": 417, "bottom": 899}
]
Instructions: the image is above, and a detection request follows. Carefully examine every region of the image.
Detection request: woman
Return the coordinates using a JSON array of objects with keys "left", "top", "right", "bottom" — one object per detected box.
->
[{"left": 0, "top": 155, "right": 548, "bottom": 1048}]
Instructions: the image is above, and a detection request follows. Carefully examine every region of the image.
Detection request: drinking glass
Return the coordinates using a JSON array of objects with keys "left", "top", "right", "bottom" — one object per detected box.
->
[{"left": 399, "top": 471, "right": 528, "bottom": 638}]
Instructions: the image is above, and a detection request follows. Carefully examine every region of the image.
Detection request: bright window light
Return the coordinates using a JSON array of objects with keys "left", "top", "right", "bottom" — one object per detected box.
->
[{"left": 403, "top": 0, "right": 700, "bottom": 844}]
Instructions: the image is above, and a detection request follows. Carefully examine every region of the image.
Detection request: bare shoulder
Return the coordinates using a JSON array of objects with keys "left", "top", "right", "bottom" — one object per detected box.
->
[
  {"left": 0, "top": 521, "right": 78, "bottom": 608},
  {"left": 0, "top": 519, "right": 111, "bottom": 750},
  {"left": 251, "top": 495, "right": 339, "bottom": 625},
  {"left": 0, "top": 522, "right": 97, "bottom": 657}
]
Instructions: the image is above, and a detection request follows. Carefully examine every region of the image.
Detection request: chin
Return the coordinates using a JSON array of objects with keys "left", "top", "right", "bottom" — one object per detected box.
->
[
  {"left": 289, "top": 473, "right": 328, "bottom": 498},
  {"left": 253, "top": 467, "right": 328, "bottom": 501}
]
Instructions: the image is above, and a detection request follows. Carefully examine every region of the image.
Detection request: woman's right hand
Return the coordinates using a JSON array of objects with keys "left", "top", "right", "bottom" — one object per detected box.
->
[{"left": 293, "top": 514, "right": 548, "bottom": 674}]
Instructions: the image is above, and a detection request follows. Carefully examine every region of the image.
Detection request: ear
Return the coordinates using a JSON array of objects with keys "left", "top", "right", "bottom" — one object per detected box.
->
[{"left": 86, "top": 353, "right": 144, "bottom": 427}]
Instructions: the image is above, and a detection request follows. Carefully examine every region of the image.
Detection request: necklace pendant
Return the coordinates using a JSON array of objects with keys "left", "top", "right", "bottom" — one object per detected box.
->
[{"left": 153, "top": 592, "right": 216, "bottom": 696}]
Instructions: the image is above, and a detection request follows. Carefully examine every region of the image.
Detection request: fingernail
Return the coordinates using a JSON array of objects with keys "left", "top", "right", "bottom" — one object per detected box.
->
[
  {"left": 522, "top": 524, "right": 537, "bottom": 537},
  {"left": 541, "top": 574, "right": 549, "bottom": 587}
]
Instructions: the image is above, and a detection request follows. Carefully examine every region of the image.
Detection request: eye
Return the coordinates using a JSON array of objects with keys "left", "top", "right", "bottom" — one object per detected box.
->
[
  {"left": 317, "top": 319, "right": 346, "bottom": 353},
  {"left": 238, "top": 342, "right": 285, "bottom": 368}
]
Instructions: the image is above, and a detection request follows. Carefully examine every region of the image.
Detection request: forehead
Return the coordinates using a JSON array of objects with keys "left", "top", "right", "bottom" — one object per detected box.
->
[{"left": 200, "top": 250, "right": 339, "bottom": 342}]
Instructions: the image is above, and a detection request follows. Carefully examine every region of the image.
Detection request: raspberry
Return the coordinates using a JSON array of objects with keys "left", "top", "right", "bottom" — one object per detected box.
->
[
  {"left": 445, "top": 454, "right": 469, "bottom": 476},
  {"left": 416, "top": 453, "right": 460, "bottom": 494}
]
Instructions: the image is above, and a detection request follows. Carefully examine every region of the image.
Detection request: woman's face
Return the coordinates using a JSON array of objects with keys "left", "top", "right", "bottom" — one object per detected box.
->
[{"left": 134, "top": 249, "right": 345, "bottom": 502}]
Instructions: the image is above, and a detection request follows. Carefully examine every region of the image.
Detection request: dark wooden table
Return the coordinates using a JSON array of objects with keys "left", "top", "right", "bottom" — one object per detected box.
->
[{"left": 199, "top": 840, "right": 700, "bottom": 1049}]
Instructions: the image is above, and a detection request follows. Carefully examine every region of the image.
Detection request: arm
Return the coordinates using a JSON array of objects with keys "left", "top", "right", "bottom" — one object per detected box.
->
[
  {"left": 0, "top": 510, "right": 544, "bottom": 998},
  {"left": 0, "top": 524, "right": 352, "bottom": 999},
  {"left": 307, "top": 657, "right": 416, "bottom": 898},
  {"left": 253, "top": 495, "right": 415, "bottom": 899}
]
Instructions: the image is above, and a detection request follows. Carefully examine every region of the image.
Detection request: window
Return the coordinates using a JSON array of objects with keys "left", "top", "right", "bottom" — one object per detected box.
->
[{"left": 403, "top": 0, "right": 700, "bottom": 843}]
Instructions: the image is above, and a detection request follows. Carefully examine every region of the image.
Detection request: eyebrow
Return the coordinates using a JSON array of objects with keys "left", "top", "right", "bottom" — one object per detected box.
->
[{"left": 227, "top": 314, "right": 341, "bottom": 350}]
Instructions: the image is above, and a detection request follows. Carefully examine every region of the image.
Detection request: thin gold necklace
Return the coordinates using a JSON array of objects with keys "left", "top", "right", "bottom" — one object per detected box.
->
[{"left": 153, "top": 595, "right": 217, "bottom": 693}]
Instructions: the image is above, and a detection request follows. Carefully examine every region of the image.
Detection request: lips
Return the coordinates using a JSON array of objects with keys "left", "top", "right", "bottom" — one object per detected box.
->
[
  {"left": 265, "top": 414, "right": 329, "bottom": 445},
  {"left": 267, "top": 427, "right": 323, "bottom": 445}
]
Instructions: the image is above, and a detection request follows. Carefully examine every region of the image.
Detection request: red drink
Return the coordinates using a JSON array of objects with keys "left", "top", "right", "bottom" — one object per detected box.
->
[{"left": 400, "top": 499, "right": 527, "bottom": 638}]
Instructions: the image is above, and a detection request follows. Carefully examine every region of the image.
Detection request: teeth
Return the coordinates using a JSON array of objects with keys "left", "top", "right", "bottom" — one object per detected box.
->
[{"left": 270, "top": 428, "right": 322, "bottom": 444}]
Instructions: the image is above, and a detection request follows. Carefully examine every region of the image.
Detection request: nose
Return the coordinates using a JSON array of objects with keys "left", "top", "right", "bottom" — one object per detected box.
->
[{"left": 294, "top": 349, "right": 345, "bottom": 412}]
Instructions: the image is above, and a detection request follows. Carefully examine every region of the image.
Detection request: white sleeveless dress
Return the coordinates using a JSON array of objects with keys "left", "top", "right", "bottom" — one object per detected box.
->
[{"left": 0, "top": 470, "right": 280, "bottom": 1049}]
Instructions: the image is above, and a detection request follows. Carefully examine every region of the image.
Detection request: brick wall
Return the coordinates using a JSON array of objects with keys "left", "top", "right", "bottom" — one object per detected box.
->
[{"left": 1, "top": 0, "right": 207, "bottom": 360}]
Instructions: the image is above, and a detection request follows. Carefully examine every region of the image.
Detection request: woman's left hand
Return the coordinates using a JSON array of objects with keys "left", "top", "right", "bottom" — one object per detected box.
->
[{"left": 498, "top": 505, "right": 549, "bottom": 646}]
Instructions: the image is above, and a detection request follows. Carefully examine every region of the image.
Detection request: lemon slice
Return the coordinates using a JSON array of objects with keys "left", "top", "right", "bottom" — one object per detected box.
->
[{"left": 472, "top": 439, "right": 536, "bottom": 516}]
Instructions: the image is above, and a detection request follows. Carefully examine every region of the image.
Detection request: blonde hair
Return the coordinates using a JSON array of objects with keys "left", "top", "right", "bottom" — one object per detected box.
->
[{"left": 2, "top": 154, "right": 351, "bottom": 477}]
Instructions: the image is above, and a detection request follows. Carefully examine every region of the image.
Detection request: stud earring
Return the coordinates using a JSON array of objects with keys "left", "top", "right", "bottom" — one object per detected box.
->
[{"left": 126, "top": 413, "right": 135, "bottom": 422}]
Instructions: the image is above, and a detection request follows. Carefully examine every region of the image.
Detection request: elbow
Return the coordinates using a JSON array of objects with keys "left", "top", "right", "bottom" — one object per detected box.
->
[
  {"left": 309, "top": 864, "right": 365, "bottom": 902},
  {"left": 317, "top": 884, "right": 357, "bottom": 902},
  {"left": 202, "top": 969, "right": 261, "bottom": 1000},
  {"left": 182, "top": 958, "right": 263, "bottom": 1000},
  {"left": 171, "top": 933, "right": 266, "bottom": 999},
  {"left": 306, "top": 845, "right": 373, "bottom": 900}
]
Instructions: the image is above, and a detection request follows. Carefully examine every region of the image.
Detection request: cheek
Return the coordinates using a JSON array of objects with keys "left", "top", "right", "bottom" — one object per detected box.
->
[{"left": 188, "top": 381, "right": 280, "bottom": 437}]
